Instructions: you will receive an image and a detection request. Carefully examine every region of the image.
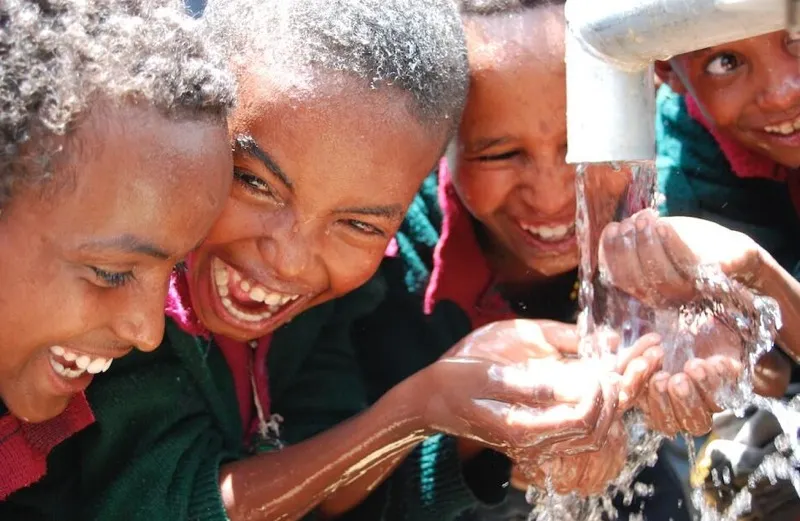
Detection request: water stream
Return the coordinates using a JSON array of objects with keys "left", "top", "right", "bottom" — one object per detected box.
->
[{"left": 527, "top": 162, "right": 800, "bottom": 521}]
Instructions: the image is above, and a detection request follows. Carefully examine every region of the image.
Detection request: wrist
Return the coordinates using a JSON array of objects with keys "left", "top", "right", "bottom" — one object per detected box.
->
[{"left": 377, "top": 370, "right": 434, "bottom": 438}]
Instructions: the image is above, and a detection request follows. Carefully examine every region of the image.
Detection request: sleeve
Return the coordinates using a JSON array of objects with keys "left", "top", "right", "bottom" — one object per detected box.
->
[{"left": 73, "top": 326, "right": 241, "bottom": 521}]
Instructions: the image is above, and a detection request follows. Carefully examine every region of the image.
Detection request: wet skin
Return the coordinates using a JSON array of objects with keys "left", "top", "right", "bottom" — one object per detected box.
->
[{"left": 0, "top": 103, "right": 232, "bottom": 423}]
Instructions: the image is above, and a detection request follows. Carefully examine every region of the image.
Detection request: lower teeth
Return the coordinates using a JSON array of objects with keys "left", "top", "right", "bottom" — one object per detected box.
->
[{"left": 49, "top": 357, "right": 86, "bottom": 379}]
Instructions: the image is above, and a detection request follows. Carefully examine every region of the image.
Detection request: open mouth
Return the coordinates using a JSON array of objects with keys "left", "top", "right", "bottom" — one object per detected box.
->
[
  {"left": 210, "top": 256, "right": 303, "bottom": 328},
  {"left": 519, "top": 221, "right": 576, "bottom": 243},
  {"left": 763, "top": 114, "right": 800, "bottom": 137},
  {"left": 48, "top": 345, "right": 113, "bottom": 380}
]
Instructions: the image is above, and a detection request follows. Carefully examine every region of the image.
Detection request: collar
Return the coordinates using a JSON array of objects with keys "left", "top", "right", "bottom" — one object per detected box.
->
[
  {"left": 422, "top": 158, "right": 517, "bottom": 329},
  {"left": 685, "top": 94, "right": 800, "bottom": 215},
  {"left": 0, "top": 394, "right": 94, "bottom": 499},
  {"left": 165, "top": 270, "right": 273, "bottom": 443}
]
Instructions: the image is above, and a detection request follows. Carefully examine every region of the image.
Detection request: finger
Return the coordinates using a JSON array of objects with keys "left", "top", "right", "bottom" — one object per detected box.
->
[
  {"left": 601, "top": 220, "right": 649, "bottom": 299},
  {"left": 547, "top": 375, "right": 619, "bottom": 455},
  {"left": 668, "top": 373, "right": 713, "bottom": 436},
  {"left": 633, "top": 212, "right": 695, "bottom": 303},
  {"left": 488, "top": 359, "right": 604, "bottom": 406},
  {"left": 709, "top": 355, "right": 744, "bottom": 389},
  {"left": 684, "top": 359, "right": 724, "bottom": 412},
  {"left": 615, "top": 333, "right": 663, "bottom": 373},
  {"left": 647, "top": 372, "right": 680, "bottom": 437},
  {"left": 536, "top": 321, "right": 582, "bottom": 355},
  {"left": 655, "top": 219, "right": 701, "bottom": 280},
  {"left": 579, "top": 454, "right": 611, "bottom": 496},
  {"left": 618, "top": 346, "right": 663, "bottom": 410}
]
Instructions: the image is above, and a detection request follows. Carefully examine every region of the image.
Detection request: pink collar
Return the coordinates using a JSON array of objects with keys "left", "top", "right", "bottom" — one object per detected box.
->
[
  {"left": 0, "top": 394, "right": 94, "bottom": 499},
  {"left": 421, "top": 159, "right": 516, "bottom": 329}
]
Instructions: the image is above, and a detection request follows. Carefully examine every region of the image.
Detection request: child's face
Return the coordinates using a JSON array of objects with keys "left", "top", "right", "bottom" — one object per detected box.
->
[
  {"left": 187, "top": 71, "right": 446, "bottom": 341},
  {"left": 0, "top": 104, "right": 232, "bottom": 422},
  {"left": 454, "top": 8, "right": 630, "bottom": 280},
  {"left": 666, "top": 30, "right": 800, "bottom": 168}
]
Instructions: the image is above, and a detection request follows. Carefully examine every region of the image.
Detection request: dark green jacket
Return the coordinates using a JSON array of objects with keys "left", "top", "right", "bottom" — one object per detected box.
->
[{"left": 1, "top": 272, "right": 490, "bottom": 521}]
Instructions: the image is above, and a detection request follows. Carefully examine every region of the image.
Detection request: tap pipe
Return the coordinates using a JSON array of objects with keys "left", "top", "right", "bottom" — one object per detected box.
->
[{"left": 565, "top": 0, "right": 788, "bottom": 164}]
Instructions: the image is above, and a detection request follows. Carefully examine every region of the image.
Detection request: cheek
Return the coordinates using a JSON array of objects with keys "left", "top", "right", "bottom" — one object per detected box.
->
[
  {"left": 453, "top": 166, "right": 513, "bottom": 219},
  {"left": 202, "top": 198, "right": 280, "bottom": 246},
  {"left": 692, "top": 86, "right": 745, "bottom": 128},
  {"left": 325, "top": 243, "right": 385, "bottom": 297}
]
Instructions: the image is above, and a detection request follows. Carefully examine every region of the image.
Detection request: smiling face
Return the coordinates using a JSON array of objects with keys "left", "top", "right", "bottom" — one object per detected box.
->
[
  {"left": 661, "top": 30, "right": 800, "bottom": 168},
  {"left": 0, "top": 103, "right": 232, "bottom": 422},
  {"left": 454, "top": 7, "right": 630, "bottom": 283},
  {"left": 187, "top": 70, "right": 447, "bottom": 341}
]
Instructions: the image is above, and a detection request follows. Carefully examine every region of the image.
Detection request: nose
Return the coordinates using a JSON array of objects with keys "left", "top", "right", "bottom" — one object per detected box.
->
[
  {"left": 518, "top": 162, "right": 576, "bottom": 216},
  {"left": 257, "top": 217, "right": 313, "bottom": 281},
  {"left": 110, "top": 280, "right": 168, "bottom": 353},
  {"left": 756, "top": 52, "right": 800, "bottom": 113}
]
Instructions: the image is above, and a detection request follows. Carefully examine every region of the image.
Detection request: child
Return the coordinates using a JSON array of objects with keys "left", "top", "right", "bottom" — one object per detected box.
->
[
  {"left": 0, "top": 0, "right": 234, "bottom": 500},
  {"left": 597, "top": 27, "right": 800, "bottom": 520},
  {"left": 0, "top": 1, "right": 658, "bottom": 520},
  {"left": 354, "top": 1, "right": 756, "bottom": 519}
]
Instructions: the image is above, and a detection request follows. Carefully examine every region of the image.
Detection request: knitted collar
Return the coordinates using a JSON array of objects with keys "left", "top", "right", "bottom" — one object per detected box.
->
[{"left": 0, "top": 394, "right": 94, "bottom": 499}]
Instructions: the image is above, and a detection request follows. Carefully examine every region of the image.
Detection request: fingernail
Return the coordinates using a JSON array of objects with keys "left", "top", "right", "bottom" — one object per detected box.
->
[
  {"left": 675, "top": 378, "right": 691, "bottom": 398},
  {"left": 656, "top": 223, "right": 668, "bottom": 238}
]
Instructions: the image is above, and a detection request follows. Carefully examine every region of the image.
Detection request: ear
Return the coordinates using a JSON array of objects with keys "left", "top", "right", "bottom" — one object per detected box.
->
[{"left": 654, "top": 60, "right": 688, "bottom": 95}]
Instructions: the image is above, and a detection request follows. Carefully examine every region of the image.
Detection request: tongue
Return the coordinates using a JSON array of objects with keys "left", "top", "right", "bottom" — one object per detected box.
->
[{"left": 225, "top": 276, "right": 268, "bottom": 311}]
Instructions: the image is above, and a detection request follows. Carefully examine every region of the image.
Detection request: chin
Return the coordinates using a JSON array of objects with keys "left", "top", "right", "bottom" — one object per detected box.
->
[{"left": 4, "top": 394, "right": 68, "bottom": 423}]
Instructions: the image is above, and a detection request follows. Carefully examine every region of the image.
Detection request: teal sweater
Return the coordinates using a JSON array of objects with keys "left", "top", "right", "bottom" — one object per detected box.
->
[{"left": 1, "top": 273, "right": 493, "bottom": 521}]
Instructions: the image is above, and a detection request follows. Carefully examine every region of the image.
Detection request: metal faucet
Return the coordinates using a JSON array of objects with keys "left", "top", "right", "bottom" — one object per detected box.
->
[{"left": 565, "top": 0, "right": 796, "bottom": 164}]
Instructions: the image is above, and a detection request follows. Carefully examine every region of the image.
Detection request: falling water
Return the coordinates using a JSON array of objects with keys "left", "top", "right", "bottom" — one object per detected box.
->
[{"left": 527, "top": 162, "right": 800, "bottom": 521}]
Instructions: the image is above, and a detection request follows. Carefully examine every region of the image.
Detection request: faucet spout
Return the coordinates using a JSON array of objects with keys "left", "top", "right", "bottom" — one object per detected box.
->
[{"left": 565, "top": 0, "right": 790, "bottom": 164}]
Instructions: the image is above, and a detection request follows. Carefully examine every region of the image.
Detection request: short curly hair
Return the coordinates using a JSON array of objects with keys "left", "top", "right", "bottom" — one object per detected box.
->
[
  {"left": 0, "top": 0, "right": 236, "bottom": 208},
  {"left": 203, "top": 0, "right": 468, "bottom": 134}
]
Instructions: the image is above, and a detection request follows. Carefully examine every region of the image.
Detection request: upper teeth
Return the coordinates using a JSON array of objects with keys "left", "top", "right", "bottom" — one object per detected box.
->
[
  {"left": 521, "top": 223, "right": 575, "bottom": 241},
  {"left": 764, "top": 116, "right": 800, "bottom": 135},
  {"left": 48, "top": 345, "right": 113, "bottom": 379},
  {"left": 212, "top": 258, "right": 300, "bottom": 323}
]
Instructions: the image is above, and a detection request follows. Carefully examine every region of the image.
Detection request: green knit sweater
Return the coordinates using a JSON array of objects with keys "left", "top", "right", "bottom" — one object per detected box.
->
[{"left": 1, "top": 272, "right": 493, "bottom": 521}]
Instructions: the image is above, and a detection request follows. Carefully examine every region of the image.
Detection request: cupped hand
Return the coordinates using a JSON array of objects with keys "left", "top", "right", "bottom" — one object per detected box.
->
[
  {"left": 414, "top": 320, "right": 662, "bottom": 465},
  {"left": 598, "top": 210, "right": 764, "bottom": 307}
]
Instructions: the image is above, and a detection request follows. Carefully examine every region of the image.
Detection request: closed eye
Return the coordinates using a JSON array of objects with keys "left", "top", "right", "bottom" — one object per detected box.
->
[
  {"left": 476, "top": 150, "right": 521, "bottom": 162},
  {"left": 342, "top": 219, "right": 386, "bottom": 237},
  {"left": 89, "top": 267, "right": 135, "bottom": 288}
]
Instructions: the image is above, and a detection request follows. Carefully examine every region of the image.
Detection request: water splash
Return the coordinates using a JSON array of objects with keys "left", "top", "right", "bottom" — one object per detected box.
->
[{"left": 528, "top": 162, "right": 799, "bottom": 521}]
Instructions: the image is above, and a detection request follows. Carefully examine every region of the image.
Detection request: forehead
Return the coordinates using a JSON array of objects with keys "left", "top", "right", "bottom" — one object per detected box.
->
[
  {"left": 230, "top": 70, "right": 446, "bottom": 196},
  {"left": 464, "top": 7, "right": 565, "bottom": 72},
  {"left": 461, "top": 9, "right": 567, "bottom": 141},
  {"left": 30, "top": 104, "right": 230, "bottom": 250}
]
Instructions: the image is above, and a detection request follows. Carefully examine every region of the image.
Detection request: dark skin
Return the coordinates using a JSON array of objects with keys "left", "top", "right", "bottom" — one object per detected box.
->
[
  {"left": 0, "top": 103, "right": 232, "bottom": 423},
  {"left": 452, "top": 6, "right": 760, "bottom": 492},
  {"left": 171, "top": 68, "right": 662, "bottom": 520},
  {"left": 656, "top": 30, "right": 800, "bottom": 168}
]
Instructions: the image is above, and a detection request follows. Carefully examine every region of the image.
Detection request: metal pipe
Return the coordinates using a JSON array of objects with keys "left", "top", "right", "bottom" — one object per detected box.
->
[{"left": 565, "top": 0, "right": 790, "bottom": 164}]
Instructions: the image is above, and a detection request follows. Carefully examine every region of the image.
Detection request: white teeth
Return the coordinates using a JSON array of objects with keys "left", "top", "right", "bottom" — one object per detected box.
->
[
  {"left": 49, "top": 346, "right": 114, "bottom": 378},
  {"left": 764, "top": 116, "right": 800, "bottom": 135},
  {"left": 220, "top": 294, "right": 273, "bottom": 322},
  {"left": 249, "top": 287, "right": 267, "bottom": 302},
  {"left": 240, "top": 280, "right": 251, "bottom": 292},
  {"left": 49, "top": 357, "right": 86, "bottom": 379},
  {"left": 264, "top": 293, "right": 282, "bottom": 306},
  {"left": 86, "top": 357, "right": 108, "bottom": 375},
  {"left": 103, "top": 359, "right": 113, "bottom": 372},
  {"left": 521, "top": 222, "right": 575, "bottom": 242},
  {"left": 75, "top": 355, "right": 91, "bottom": 370}
]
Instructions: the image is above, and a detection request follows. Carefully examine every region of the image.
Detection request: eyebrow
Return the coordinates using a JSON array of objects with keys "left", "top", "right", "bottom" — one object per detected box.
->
[
  {"left": 467, "top": 136, "right": 512, "bottom": 154},
  {"left": 334, "top": 205, "right": 405, "bottom": 220},
  {"left": 78, "top": 234, "right": 170, "bottom": 260},
  {"left": 234, "top": 134, "right": 293, "bottom": 191}
]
